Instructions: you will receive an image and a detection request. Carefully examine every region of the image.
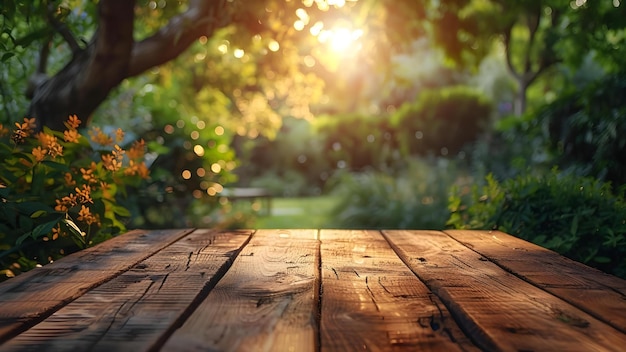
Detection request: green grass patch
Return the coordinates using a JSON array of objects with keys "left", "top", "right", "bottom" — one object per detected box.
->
[{"left": 252, "top": 196, "right": 340, "bottom": 229}]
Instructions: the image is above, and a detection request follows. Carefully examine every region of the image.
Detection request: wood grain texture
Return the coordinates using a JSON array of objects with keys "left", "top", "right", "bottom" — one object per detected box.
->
[
  {"left": 0, "top": 228, "right": 193, "bottom": 343},
  {"left": 162, "top": 229, "right": 320, "bottom": 352},
  {"left": 0, "top": 229, "right": 252, "bottom": 352},
  {"left": 383, "top": 230, "right": 626, "bottom": 352},
  {"left": 445, "top": 229, "right": 626, "bottom": 334},
  {"left": 319, "top": 230, "right": 477, "bottom": 352}
]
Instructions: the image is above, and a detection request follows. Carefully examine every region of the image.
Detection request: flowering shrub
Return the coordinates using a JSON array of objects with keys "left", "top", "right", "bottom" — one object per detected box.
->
[{"left": 0, "top": 116, "right": 150, "bottom": 280}]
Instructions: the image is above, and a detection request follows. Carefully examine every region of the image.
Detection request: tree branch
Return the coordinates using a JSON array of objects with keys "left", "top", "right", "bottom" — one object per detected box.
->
[
  {"left": 82, "top": 0, "right": 135, "bottom": 88},
  {"left": 46, "top": 3, "right": 81, "bottom": 54},
  {"left": 503, "top": 25, "right": 521, "bottom": 81},
  {"left": 523, "top": 7, "right": 541, "bottom": 77},
  {"left": 128, "top": 0, "right": 232, "bottom": 77},
  {"left": 26, "top": 37, "right": 52, "bottom": 99}
]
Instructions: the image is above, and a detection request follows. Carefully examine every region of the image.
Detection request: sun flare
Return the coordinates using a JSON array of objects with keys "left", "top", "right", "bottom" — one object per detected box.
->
[{"left": 318, "top": 27, "right": 363, "bottom": 53}]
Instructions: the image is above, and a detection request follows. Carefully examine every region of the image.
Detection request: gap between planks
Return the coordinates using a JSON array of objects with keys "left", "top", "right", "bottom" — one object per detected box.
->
[
  {"left": 0, "top": 228, "right": 195, "bottom": 344},
  {"left": 382, "top": 230, "right": 626, "bottom": 352},
  {"left": 0, "top": 229, "right": 254, "bottom": 352}
]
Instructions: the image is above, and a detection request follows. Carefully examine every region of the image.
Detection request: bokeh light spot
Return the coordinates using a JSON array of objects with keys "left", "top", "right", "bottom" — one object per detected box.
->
[
  {"left": 268, "top": 40, "right": 280, "bottom": 52},
  {"left": 193, "top": 145, "right": 205, "bottom": 156}
]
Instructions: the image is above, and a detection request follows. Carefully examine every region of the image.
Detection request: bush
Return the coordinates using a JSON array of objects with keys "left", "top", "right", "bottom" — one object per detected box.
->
[
  {"left": 314, "top": 113, "right": 399, "bottom": 172},
  {"left": 233, "top": 117, "right": 331, "bottom": 196},
  {"left": 541, "top": 71, "right": 626, "bottom": 185},
  {"left": 392, "top": 86, "right": 492, "bottom": 157},
  {"left": 331, "top": 158, "right": 456, "bottom": 229},
  {"left": 0, "top": 116, "right": 150, "bottom": 280},
  {"left": 447, "top": 170, "right": 626, "bottom": 278}
]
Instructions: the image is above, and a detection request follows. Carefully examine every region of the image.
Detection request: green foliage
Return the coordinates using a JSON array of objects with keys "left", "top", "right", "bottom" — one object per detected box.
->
[
  {"left": 315, "top": 113, "right": 398, "bottom": 172},
  {"left": 92, "top": 73, "right": 238, "bottom": 229},
  {"left": 540, "top": 71, "right": 626, "bottom": 185},
  {"left": 0, "top": 116, "right": 150, "bottom": 280},
  {"left": 392, "top": 86, "right": 492, "bottom": 156},
  {"left": 331, "top": 158, "right": 456, "bottom": 229},
  {"left": 233, "top": 117, "right": 331, "bottom": 196},
  {"left": 468, "top": 110, "right": 552, "bottom": 182},
  {"left": 448, "top": 170, "right": 626, "bottom": 278}
]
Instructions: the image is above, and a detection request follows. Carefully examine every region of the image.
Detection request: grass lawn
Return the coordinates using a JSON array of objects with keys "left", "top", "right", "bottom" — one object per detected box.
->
[{"left": 252, "top": 195, "right": 340, "bottom": 229}]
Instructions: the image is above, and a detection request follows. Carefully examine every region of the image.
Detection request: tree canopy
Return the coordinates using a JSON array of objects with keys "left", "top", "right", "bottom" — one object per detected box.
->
[
  {"left": 1, "top": 0, "right": 625, "bottom": 129},
  {"left": 421, "top": 0, "right": 626, "bottom": 114},
  {"left": 1, "top": 0, "right": 409, "bottom": 132}
]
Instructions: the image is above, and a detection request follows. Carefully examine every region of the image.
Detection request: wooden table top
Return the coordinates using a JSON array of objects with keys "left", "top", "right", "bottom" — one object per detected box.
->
[{"left": 1, "top": 229, "right": 625, "bottom": 351}]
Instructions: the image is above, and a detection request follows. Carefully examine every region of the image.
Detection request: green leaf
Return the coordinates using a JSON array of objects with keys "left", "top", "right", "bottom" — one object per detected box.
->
[
  {"left": 14, "top": 27, "right": 51, "bottom": 47},
  {"left": 63, "top": 218, "right": 84, "bottom": 236},
  {"left": 41, "top": 160, "right": 71, "bottom": 172},
  {"left": 63, "top": 219, "right": 86, "bottom": 248},
  {"left": 15, "top": 219, "right": 59, "bottom": 245},
  {"left": 16, "top": 201, "right": 54, "bottom": 215},
  {"left": 1, "top": 52, "right": 15, "bottom": 62},
  {"left": 112, "top": 204, "right": 131, "bottom": 217},
  {"left": 30, "top": 210, "right": 48, "bottom": 218},
  {"left": 593, "top": 256, "right": 611, "bottom": 264}
]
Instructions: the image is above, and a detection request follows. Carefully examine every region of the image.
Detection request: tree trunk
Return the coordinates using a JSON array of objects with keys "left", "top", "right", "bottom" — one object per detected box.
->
[
  {"left": 514, "top": 80, "right": 528, "bottom": 116},
  {"left": 28, "top": 44, "right": 129, "bottom": 131},
  {"left": 28, "top": 0, "right": 231, "bottom": 131}
]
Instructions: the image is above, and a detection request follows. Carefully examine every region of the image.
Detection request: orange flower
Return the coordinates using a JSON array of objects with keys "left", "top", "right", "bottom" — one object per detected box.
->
[
  {"left": 56, "top": 194, "right": 79, "bottom": 212},
  {"left": 55, "top": 193, "right": 78, "bottom": 212},
  {"left": 54, "top": 199, "right": 68, "bottom": 212},
  {"left": 89, "top": 127, "right": 113, "bottom": 146},
  {"left": 11, "top": 118, "right": 33, "bottom": 144},
  {"left": 64, "top": 172, "right": 76, "bottom": 186},
  {"left": 115, "top": 128, "right": 124, "bottom": 143},
  {"left": 47, "top": 141, "right": 63, "bottom": 158},
  {"left": 137, "top": 161, "right": 150, "bottom": 179},
  {"left": 112, "top": 144, "right": 125, "bottom": 161},
  {"left": 37, "top": 132, "right": 63, "bottom": 158},
  {"left": 127, "top": 139, "right": 146, "bottom": 160},
  {"left": 0, "top": 123, "right": 9, "bottom": 137},
  {"left": 32, "top": 146, "right": 47, "bottom": 162},
  {"left": 24, "top": 118, "right": 37, "bottom": 130},
  {"left": 102, "top": 154, "right": 121, "bottom": 171},
  {"left": 63, "top": 129, "right": 81, "bottom": 143},
  {"left": 80, "top": 166, "right": 98, "bottom": 184},
  {"left": 124, "top": 160, "right": 150, "bottom": 179},
  {"left": 66, "top": 115, "right": 81, "bottom": 130},
  {"left": 77, "top": 205, "right": 99, "bottom": 225},
  {"left": 75, "top": 185, "right": 93, "bottom": 204},
  {"left": 51, "top": 226, "right": 61, "bottom": 241}
]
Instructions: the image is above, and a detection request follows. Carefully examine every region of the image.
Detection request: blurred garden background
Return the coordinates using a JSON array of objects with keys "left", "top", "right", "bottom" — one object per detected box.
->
[{"left": 1, "top": 0, "right": 626, "bottom": 280}]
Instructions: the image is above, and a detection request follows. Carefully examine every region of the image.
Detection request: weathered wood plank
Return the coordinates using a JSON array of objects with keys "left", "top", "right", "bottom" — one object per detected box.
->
[
  {"left": 384, "top": 230, "right": 626, "bottom": 352},
  {"left": 445, "top": 229, "right": 626, "bottom": 334},
  {"left": 162, "top": 229, "right": 319, "bottom": 352},
  {"left": 0, "top": 228, "right": 193, "bottom": 343},
  {"left": 319, "top": 230, "right": 478, "bottom": 352},
  {"left": 0, "top": 229, "right": 252, "bottom": 352}
]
